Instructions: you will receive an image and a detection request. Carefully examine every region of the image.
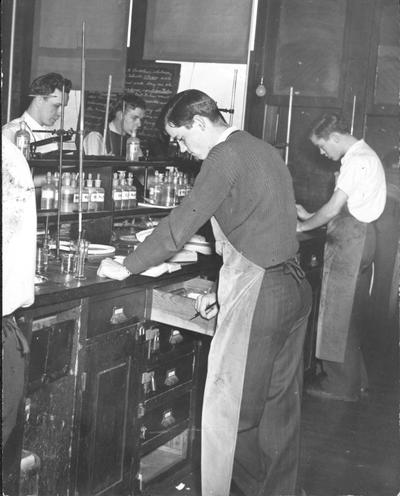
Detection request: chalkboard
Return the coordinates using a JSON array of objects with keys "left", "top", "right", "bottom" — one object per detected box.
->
[{"left": 84, "top": 62, "right": 181, "bottom": 144}]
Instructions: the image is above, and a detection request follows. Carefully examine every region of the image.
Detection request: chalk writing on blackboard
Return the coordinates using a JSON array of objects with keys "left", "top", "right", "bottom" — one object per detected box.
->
[
  {"left": 125, "top": 63, "right": 181, "bottom": 141},
  {"left": 84, "top": 63, "right": 181, "bottom": 144}
]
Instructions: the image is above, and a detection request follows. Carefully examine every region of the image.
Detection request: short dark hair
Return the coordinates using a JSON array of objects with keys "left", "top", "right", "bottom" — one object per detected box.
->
[
  {"left": 29, "top": 73, "right": 72, "bottom": 96},
  {"left": 110, "top": 93, "right": 146, "bottom": 121},
  {"left": 161, "top": 89, "right": 225, "bottom": 129},
  {"left": 115, "top": 93, "right": 146, "bottom": 112},
  {"left": 310, "top": 113, "right": 350, "bottom": 140}
]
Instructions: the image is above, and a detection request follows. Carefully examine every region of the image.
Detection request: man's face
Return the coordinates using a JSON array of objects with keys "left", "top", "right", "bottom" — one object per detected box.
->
[
  {"left": 121, "top": 106, "right": 145, "bottom": 135},
  {"left": 310, "top": 133, "right": 342, "bottom": 162},
  {"left": 165, "top": 117, "right": 210, "bottom": 160},
  {"left": 37, "top": 89, "right": 69, "bottom": 127}
]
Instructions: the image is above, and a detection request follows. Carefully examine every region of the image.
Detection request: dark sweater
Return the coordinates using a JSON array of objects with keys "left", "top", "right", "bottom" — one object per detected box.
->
[
  {"left": 124, "top": 130, "right": 299, "bottom": 274},
  {"left": 106, "top": 128, "right": 127, "bottom": 157}
]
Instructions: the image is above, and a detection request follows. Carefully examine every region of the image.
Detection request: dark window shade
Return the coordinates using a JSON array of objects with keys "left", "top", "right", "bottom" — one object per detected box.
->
[
  {"left": 31, "top": 0, "right": 130, "bottom": 92},
  {"left": 143, "top": 0, "right": 253, "bottom": 64},
  {"left": 273, "top": 0, "right": 346, "bottom": 97},
  {"left": 374, "top": 2, "right": 400, "bottom": 105}
]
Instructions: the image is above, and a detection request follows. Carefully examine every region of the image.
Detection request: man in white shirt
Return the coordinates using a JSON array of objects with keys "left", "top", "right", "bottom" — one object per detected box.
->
[
  {"left": 2, "top": 136, "right": 36, "bottom": 470},
  {"left": 2, "top": 72, "right": 72, "bottom": 155},
  {"left": 297, "top": 113, "right": 386, "bottom": 401},
  {"left": 83, "top": 93, "right": 146, "bottom": 156}
]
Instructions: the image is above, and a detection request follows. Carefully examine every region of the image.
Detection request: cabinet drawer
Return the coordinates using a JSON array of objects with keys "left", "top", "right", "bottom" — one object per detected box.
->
[
  {"left": 88, "top": 288, "right": 146, "bottom": 338},
  {"left": 140, "top": 393, "right": 191, "bottom": 449},
  {"left": 149, "top": 277, "right": 216, "bottom": 336},
  {"left": 141, "top": 353, "right": 194, "bottom": 400},
  {"left": 142, "top": 325, "right": 196, "bottom": 364}
]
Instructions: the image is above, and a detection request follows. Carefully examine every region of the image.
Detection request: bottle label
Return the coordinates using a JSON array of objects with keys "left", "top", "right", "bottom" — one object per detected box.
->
[
  {"left": 113, "top": 191, "right": 122, "bottom": 200},
  {"left": 16, "top": 136, "right": 29, "bottom": 148},
  {"left": 41, "top": 190, "right": 54, "bottom": 199},
  {"left": 129, "top": 191, "right": 137, "bottom": 199},
  {"left": 97, "top": 192, "right": 105, "bottom": 202},
  {"left": 122, "top": 191, "right": 129, "bottom": 200}
]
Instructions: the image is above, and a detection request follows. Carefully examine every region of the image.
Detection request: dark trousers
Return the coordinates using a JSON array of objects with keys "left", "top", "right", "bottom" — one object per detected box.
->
[
  {"left": 322, "top": 223, "right": 376, "bottom": 397},
  {"left": 232, "top": 267, "right": 312, "bottom": 496},
  {"left": 2, "top": 314, "right": 28, "bottom": 444}
]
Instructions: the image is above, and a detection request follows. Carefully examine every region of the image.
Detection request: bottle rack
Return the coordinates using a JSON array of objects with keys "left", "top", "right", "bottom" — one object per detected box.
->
[{"left": 30, "top": 157, "right": 201, "bottom": 244}]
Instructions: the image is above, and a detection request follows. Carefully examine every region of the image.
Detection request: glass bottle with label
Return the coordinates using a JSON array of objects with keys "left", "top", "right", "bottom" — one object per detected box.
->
[
  {"left": 53, "top": 172, "right": 60, "bottom": 209},
  {"left": 40, "top": 171, "right": 56, "bottom": 210},
  {"left": 15, "top": 121, "right": 31, "bottom": 160},
  {"left": 120, "top": 177, "right": 129, "bottom": 210},
  {"left": 95, "top": 173, "right": 105, "bottom": 211},
  {"left": 60, "top": 173, "right": 74, "bottom": 213},
  {"left": 112, "top": 172, "right": 122, "bottom": 210},
  {"left": 126, "top": 130, "right": 142, "bottom": 162},
  {"left": 127, "top": 173, "right": 137, "bottom": 208},
  {"left": 86, "top": 173, "right": 96, "bottom": 211}
]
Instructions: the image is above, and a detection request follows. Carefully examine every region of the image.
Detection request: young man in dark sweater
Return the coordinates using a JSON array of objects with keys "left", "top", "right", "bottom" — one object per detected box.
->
[{"left": 98, "top": 90, "right": 312, "bottom": 496}]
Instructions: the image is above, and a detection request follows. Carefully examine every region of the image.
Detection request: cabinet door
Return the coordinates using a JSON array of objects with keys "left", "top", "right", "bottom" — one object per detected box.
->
[{"left": 77, "top": 325, "right": 141, "bottom": 496}]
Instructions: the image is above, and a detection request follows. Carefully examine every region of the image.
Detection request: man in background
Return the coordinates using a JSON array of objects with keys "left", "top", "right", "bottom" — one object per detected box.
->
[
  {"left": 297, "top": 112, "right": 386, "bottom": 402},
  {"left": 2, "top": 72, "right": 72, "bottom": 154},
  {"left": 83, "top": 93, "right": 146, "bottom": 156},
  {"left": 2, "top": 136, "right": 37, "bottom": 488}
]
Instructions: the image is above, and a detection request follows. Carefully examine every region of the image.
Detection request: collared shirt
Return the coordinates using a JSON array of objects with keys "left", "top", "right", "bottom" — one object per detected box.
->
[
  {"left": 2, "top": 111, "right": 59, "bottom": 154},
  {"left": 2, "top": 136, "right": 37, "bottom": 316},
  {"left": 83, "top": 121, "right": 127, "bottom": 156},
  {"left": 215, "top": 126, "right": 238, "bottom": 146},
  {"left": 336, "top": 139, "right": 386, "bottom": 222}
]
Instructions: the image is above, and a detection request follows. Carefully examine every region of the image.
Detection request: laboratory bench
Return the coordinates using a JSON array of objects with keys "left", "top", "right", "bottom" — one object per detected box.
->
[{"left": 7, "top": 229, "right": 325, "bottom": 496}]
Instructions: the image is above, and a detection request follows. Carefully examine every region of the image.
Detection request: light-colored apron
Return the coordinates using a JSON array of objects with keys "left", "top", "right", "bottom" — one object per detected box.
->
[
  {"left": 201, "top": 217, "right": 265, "bottom": 496},
  {"left": 316, "top": 214, "right": 367, "bottom": 362}
]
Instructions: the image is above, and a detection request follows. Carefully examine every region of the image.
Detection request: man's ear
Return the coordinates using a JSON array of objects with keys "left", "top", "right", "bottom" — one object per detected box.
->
[
  {"left": 192, "top": 114, "right": 206, "bottom": 130},
  {"left": 330, "top": 132, "right": 342, "bottom": 143}
]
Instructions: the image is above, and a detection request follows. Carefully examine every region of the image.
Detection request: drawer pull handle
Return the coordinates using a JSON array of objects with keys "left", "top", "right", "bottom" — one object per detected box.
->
[
  {"left": 164, "top": 368, "right": 179, "bottom": 387},
  {"left": 160, "top": 409, "right": 175, "bottom": 429},
  {"left": 169, "top": 329, "right": 183, "bottom": 345},
  {"left": 110, "top": 306, "right": 128, "bottom": 325}
]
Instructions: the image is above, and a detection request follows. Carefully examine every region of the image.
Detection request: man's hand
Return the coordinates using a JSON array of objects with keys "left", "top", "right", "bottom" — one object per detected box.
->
[
  {"left": 194, "top": 292, "right": 218, "bottom": 320},
  {"left": 97, "top": 258, "right": 131, "bottom": 281},
  {"left": 296, "top": 204, "right": 313, "bottom": 221}
]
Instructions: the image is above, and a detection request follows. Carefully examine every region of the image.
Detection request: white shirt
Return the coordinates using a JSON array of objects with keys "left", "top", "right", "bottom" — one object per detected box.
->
[
  {"left": 215, "top": 126, "right": 238, "bottom": 146},
  {"left": 83, "top": 121, "right": 122, "bottom": 156},
  {"left": 2, "top": 136, "right": 37, "bottom": 315},
  {"left": 2, "top": 111, "right": 59, "bottom": 154},
  {"left": 336, "top": 139, "right": 386, "bottom": 222}
]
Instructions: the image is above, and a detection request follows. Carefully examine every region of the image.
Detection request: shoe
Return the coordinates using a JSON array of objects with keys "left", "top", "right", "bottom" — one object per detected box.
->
[{"left": 305, "top": 382, "right": 359, "bottom": 402}]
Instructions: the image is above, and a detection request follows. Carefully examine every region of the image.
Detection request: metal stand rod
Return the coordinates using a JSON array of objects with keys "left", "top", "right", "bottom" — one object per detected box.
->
[
  {"left": 55, "top": 84, "right": 66, "bottom": 260},
  {"left": 119, "top": 100, "right": 126, "bottom": 157},
  {"left": 285, "top": 86, "right": 294, "bottom": 165},
  {"left": 229, "top": 69, "right": 238, "bottom": 126},
  {"left": 102, "top": 75, "right": 112, "bottom": 154},
  {"left": 78, "top": 21, "right": 86, "bottom": 244},
  {"left": 350, "top": 95, "right": 357, "bottom": 135}
]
